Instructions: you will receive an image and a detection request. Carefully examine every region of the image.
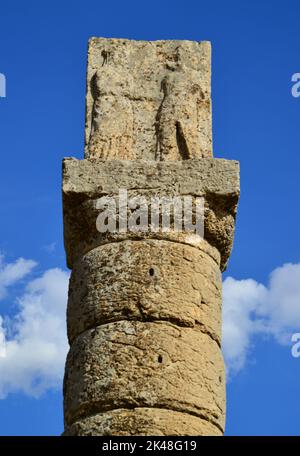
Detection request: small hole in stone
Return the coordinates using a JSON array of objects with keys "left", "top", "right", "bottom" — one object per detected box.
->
[
  {"left": 158, "top": 355, "right": 163, "bottom": 363},
  {"left": 149, "top": 268, "right": 155, "bottom": 277},
  {"left": 219, "top": 376, "right": 222, "bottom": 383}
]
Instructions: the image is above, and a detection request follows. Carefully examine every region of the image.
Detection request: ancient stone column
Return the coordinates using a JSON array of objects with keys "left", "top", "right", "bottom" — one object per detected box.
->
[{"left": 62, "top": 38, "right": 240, "bottom": 436}]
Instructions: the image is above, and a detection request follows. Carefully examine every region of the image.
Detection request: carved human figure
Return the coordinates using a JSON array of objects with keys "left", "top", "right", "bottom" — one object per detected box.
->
[
  {"left": 156, "top": 56, "right": 211, "bottom": 161},
  {"left": 88, "top": 67, "right": 135, "bottom": 159}
]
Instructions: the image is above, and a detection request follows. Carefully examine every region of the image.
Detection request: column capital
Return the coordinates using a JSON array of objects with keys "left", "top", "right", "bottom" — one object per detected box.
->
[{"left": 63, "top": 158, "right": 240, "bottom": 271}]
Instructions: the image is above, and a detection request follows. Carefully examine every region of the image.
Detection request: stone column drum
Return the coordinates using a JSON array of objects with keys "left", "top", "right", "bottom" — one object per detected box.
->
[{"left": 62, "top": 38, "right": 240, "bottom": 436}]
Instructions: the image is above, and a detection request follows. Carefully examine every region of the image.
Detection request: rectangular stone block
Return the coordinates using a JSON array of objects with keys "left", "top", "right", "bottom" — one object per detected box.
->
[
  {"left": 63, "top": 157, "right": 239, "bottom": 197},
  {"left": 85, "top": 38, "right": 212, "bottom": 160}
]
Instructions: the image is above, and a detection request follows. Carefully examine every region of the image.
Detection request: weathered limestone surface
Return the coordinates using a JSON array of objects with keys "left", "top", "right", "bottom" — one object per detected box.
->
[
  {"left": 85, "top": 38, "right": 212, "bottom": 160},
  {"left": 67, "top": 240, "right": 222, "bottom": 345},
  {"left": 64, "top": 321, "right": 225, "bottom": 430},
  {"left": 62, "top": 37, "right": 240, "bottom": 436},
  {"left": 63, "top": 158, "right": 239, "bottom": 271},
  {"left": 64, "top": 409, "right": 222, "bottom": 436}
]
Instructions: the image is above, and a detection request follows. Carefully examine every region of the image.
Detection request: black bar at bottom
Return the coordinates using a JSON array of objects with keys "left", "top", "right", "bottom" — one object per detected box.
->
[{"left": 0, "top": 436, "right": 299, "bottom": 454}]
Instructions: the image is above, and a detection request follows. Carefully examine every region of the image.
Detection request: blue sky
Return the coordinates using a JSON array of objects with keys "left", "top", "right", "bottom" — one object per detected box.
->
[{"left": 0, "top": 0, "right": 300, "bottom": 435}]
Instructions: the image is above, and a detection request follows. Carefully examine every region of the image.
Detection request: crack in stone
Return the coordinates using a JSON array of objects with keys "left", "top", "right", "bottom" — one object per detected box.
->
[
  {"left": 66, "top": 404, "right": 224, "bottom": 434},
  {"left": 70, "top": 317, "right": 221, "bottom": 349}
]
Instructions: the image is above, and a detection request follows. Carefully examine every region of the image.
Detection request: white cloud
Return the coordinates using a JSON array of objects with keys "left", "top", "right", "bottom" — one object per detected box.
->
[
  {"left": 222, "top": 263, "right": 300, "bottom": 376},
  {"left": 222, "top": 277, "right": 267, "bottom": 374},
  {"left": 259, "top": 263, "right": 300, "bottom": 342},
  {"left": 0, "top": 261, "right": 69, "bottom": 399},
  {"left": 0, "top": 255, "right": 37, "bottom": 299}
]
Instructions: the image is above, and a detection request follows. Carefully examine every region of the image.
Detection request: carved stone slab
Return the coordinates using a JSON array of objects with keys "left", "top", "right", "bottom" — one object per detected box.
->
[{"left": 85, "top": 38, "right": 212, "bottom": 160}]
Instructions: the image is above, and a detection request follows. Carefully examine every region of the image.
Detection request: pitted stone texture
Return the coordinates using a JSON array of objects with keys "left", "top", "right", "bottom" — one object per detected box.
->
[
  {"left": 62, "top": 158, "right": 239, "bottom": 270},
  {"left": 86, "top": 38, "right": 212, "bottom": 160},
  {"left": 67, "top": 240, "right": 222, "bottom": 345},
  {"left": 63, "top": 158, "right": 239, "bottom": 197},
  {"left": 63, "top": 321, "right": 225, "bottom": 431},
  {"left": 63, "top": 408, "right": 222, "bottom": 436}
]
